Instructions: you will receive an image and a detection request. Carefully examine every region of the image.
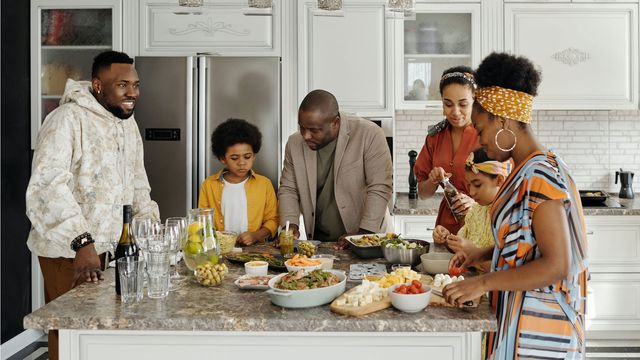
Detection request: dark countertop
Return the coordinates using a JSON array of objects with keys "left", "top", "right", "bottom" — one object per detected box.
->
[
  {"left": 394, "top": 193, "right": 640, "bottom": 216},
  {"left": 23, "top": 243, "right": 496, "bottom": 333}
]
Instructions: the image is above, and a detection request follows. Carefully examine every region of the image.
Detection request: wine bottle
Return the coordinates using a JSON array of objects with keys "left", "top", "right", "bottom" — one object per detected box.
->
[{"left": 114, "top": 205, "right": 139, "bottom": 295}]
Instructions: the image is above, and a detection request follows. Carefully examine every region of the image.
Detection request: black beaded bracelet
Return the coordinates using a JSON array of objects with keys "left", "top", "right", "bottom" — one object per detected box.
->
[{"left": 70, "top": 232, "right": 95, "bottom": 252}]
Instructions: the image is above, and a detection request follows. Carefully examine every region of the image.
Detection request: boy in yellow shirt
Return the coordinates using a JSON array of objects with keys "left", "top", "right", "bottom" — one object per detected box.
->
[{"left": 198, "top": 118, "right": 278, "bottom": 246}]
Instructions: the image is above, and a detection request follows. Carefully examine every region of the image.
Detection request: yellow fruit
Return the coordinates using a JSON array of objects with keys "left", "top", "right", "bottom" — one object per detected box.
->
[
  {"left": 209, "top": 254, "right": 219, "bottom": 265},
  {"left": 188, "top": 233, "right": 202, "bottom": 243},
  {"left": 188, "top": 222, "right": 203, "bottom": 236},
  {"left": 184, "top": 242, "right": 204, "bottom": 256}
]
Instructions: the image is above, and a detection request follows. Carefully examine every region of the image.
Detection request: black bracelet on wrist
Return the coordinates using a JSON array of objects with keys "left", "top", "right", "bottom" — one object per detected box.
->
[{"left": 70, "top": 232, "right": 95, "bottom": 252}]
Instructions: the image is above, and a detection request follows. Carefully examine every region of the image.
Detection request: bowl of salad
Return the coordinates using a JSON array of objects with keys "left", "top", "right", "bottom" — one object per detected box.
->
[
  {"left": 266, "top": 269, "right": 347, "bottom": 308},
  {"left": 381, "top": 238, "right": 429, "bottom": 266}
]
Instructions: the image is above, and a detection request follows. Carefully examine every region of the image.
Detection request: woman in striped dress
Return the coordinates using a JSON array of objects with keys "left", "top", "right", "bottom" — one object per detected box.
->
[{"left": 443, "top": 53, "right": 589, "bottom": 359}]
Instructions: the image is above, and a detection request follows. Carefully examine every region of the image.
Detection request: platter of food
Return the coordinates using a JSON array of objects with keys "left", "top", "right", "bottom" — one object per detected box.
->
[
  {"left": 330, "top": 279, "right": 391, "bottom": 316},
  {"left": 579, "top": 190, "right": 608, "bottom": 206},
  {"left": 234, "top": 274, "right": 275, "bottom": 290},
  {"left": 266, "top": 269, "right": 347, "bottom": 308},
  {"left": 345, "top": 233, "right": 399, "bottom": 259},
  {"left": 224, "top": 252, "right": 286, "bottom": 271}
]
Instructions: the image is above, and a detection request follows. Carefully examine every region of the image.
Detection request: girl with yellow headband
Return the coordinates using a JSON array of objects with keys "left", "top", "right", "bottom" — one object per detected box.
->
[
  {"left": 442, "top": 53, "right": 589, "bottom": 359},
  {"left": 439, "top": 148, "right": 510, "bottom": 273}
]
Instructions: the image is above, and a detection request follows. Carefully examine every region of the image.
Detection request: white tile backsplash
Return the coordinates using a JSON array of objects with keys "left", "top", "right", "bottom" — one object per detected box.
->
[{"left": 395, "top": 109, "right": 640, "bottom": 193}]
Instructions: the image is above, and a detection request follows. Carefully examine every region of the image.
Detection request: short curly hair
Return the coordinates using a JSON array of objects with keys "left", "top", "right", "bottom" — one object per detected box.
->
[
  {"left": 475, "top": 52, "right": 541, "bottom": 96},
  {"left": 211, "top": 118, "right": 262, "bottom": 159}
]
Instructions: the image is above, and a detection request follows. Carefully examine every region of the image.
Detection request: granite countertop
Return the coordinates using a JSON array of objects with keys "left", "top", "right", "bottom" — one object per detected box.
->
[
  {"left": 394, "top": 193, "right": 640, "bottom": 216},
  {"left": 24, "top": 243, "right": 496, "bottom": 333}
]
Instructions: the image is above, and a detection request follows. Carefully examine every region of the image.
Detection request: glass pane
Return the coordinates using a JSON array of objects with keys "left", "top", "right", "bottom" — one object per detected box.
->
[
  {"left": 404, "top": 56, "right": 472, "bottom": 101},
  {"left": 41, "top": 9, "right": 112, "bottom": 46},
  {"left": 41, "top": 48, "right": 107, "bottom": 96},
  {"left": 404, "top": 13, "right": 471, "bottom": 55}
]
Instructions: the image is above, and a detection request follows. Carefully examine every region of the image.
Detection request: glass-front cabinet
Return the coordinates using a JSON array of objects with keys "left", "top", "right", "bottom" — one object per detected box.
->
[
  {"left": 394, "top": 3, "right": 480, "bottom": 110},
  {"left": 30, "top": 0, "right": 122, "bottom": 148}
]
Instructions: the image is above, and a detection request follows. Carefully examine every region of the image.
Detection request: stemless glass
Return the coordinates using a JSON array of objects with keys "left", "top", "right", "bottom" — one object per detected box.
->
[{"left": 184, "top": 208, "right": 219, "bottom": 272}]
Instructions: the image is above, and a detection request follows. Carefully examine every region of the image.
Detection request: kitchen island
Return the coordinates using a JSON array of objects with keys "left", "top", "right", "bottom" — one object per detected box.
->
[{"left": 24, "top": 243, "right": 496, "bottom": 360}]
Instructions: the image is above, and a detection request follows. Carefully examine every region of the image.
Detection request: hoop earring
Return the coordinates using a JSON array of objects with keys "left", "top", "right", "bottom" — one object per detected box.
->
[{"left": 495, "top": 128, "right": 516, "bottom": 152}]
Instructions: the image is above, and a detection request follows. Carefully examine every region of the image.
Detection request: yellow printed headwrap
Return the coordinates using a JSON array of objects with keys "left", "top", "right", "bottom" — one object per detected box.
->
[
  {"left": 474, "top": 86, "right": 533, "bottom": 124},
  {"left": 465, "top": 152, "right": 511, "bottom": 178}
]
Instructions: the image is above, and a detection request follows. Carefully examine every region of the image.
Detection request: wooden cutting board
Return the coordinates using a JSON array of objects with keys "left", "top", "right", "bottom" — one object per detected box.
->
[
  {"left": 330, "top": 288, "right": 391, "bottom": 317},
  {"left": 423, "top": 276, "right": 481, "bottom": 308}
]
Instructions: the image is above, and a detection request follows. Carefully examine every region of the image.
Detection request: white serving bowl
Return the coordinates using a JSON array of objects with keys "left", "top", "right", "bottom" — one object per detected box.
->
[
  {"left": 284, "top": 259, "right": 322, "bottom": 273},
  {"left": 310, "top": 254, "right": 336, "bottom": 270},
  {"left": 388, "top": 283, "right": 432, "bottom": 313},
  {"left": 420, "top": 252, "right": 454, "bottom": 275},
  {"left": 245, "top": 260, "right": 268, "bottom": 276}
]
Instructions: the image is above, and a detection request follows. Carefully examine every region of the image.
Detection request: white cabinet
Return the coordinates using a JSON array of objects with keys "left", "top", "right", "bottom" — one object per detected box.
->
[
  {"left": 504, "top": 3, "right": 638, "bottom": 109},
  {"left": 394, "top": 3, "right": 481, "bottom": 110},
  {"left": 297, "top": 0, "right": 393, "bottom": 117},
  {"left": 30, "top": 0, "right": 122, "bottom": 148},
  {"left": 394, "top": 215, "right": 437, "bottom": 241},
  {"left": 585, "top": 216, "right": 640, "bottom": 338},
  {"left": 138, "top": 0, "right": 280, "bottom": 56}
]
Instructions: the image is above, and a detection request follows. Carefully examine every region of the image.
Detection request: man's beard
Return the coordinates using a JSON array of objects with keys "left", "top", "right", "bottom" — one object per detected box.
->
[{"left": 106, "top": 103, "right": 134, "bottom": 119}]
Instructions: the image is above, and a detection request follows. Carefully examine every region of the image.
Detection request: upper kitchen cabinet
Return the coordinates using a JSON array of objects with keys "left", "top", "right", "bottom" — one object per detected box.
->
[
  {"left": 30, "top": 0, "right": 122, "bottom": 148},
  {"left": 505, "top": 3, "right": 639, "bottom": 110},
  {"left": 139, "top": 0, "right": 281, "bottom": 56},
  {"left": 394, "top": 3, "right": 481, "bottom": 110},
  {"left": 298, "top": 0, "right": 393, "bottom": 117}
]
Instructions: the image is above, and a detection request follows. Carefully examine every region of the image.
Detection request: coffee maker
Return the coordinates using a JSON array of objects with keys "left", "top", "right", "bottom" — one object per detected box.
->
[{"left": 615, "top": 168, "right": 635, "bottom": 199}]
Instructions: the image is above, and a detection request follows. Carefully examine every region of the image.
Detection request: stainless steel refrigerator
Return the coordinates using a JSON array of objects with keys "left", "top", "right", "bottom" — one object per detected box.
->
[{"left": 134, "top": 56, "right": 281, "bottom": 218}]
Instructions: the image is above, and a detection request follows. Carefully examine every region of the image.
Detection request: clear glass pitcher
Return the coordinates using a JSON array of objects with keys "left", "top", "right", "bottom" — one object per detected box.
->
[{"left": 183, "top": 208, "right": 219, "bottom": 271}]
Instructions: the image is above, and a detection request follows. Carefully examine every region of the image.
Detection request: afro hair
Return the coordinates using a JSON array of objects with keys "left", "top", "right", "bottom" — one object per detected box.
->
[
  {"left": 474, "top": 52, "right": 541, "bottom": 96},
  {"left": 211, "top": 118, "right": 262, "bottom": 159}
]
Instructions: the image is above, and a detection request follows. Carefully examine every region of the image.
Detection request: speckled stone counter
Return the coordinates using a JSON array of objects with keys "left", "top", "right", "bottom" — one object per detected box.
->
[
  {"left": 394, "top": 192, "right": 640, "bottom": 216},
  {"left": 24, "top": 243, "right": 496, "bottom": 333}
]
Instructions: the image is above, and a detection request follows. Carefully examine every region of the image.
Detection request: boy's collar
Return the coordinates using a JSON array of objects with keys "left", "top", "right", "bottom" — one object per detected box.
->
[{"left": 215, "top": 168, "right": 256, "bottom": 182}]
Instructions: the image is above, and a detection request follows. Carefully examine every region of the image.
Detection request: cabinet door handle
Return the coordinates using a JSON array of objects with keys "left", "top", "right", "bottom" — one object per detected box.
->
[
  {"left": 586, "top": 230, "right": 594, "bottom": 235},
  {"left": 426, "top": 227, "right": 435, "bottom": 231}
]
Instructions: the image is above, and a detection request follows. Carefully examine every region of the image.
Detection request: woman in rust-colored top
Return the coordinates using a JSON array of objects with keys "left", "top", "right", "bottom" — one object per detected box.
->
[{"left": 413, "top": 66, "right": 480, "bottom": 238}]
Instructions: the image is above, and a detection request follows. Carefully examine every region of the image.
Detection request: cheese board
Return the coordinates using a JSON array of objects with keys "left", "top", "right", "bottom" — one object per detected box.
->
[{"left": 330, "top": 280, "right": 391, "bottom": 317}]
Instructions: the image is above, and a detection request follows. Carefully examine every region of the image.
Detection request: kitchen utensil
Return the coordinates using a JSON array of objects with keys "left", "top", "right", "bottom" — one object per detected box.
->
[
  {"left": 579, "top": 190, "right": 609, "bottom": 206},
  {"left": 616, "top": 169, "right": 635, "bottom": 199},
  {"left": 266, "top": 269, "right": 347, "bottom": 308},
  {"left": 381, "top": 239, "right": 429, "bottom": 266},
  {"left": 420, "top": 252, "right": 453, "bottom": 275},
  {"left": 388, "top": 283, "right": 432, "bottom": 313},
  {"left": 330, "top": 287, "right": 392, "bottom": 316}
]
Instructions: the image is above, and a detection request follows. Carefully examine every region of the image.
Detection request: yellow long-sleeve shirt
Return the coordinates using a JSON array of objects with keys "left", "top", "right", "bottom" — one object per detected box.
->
[{"left": 198, "top": 169, "right": 278, "bottom": 237}]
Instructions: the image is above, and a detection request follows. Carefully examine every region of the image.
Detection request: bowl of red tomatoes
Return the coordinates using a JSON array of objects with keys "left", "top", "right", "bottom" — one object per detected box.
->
[{"left": 388, "top": 280, "right": 432, "bottom": 313}]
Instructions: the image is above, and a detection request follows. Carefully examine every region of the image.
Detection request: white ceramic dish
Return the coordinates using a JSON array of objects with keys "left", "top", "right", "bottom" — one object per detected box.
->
[
  {"left": 245, "top": 260, "right": 269, "bottom": 276},
  {"left": 266, "top": 269, "right": 347, "bottom": 308},
  {"left": 284, "top": 259, "right": 322, "bottom": 273},
  {"left": 388, "top": 283, "right": 432, "bottom": 313},
  {"left": 234, "top": 274, "right": 275, "bottom": 290},
  {"left": 420, "top": 252, "right": 454, "bottom": 275},
  {"left": 311, "top": 254, "right": 336, "bottom": 270}
]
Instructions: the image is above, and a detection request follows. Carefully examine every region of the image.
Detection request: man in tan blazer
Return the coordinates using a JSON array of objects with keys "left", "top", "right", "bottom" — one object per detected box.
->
[{"left": 278, "top": 90, "right": 393, "bottom": 246}]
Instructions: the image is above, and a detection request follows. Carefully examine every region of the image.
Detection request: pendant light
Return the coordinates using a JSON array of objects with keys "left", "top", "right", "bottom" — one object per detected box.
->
[
  {"left": 317, "top": 0, "right": 342, "bottom": 11},
  {"left": 244, "top": 0, "right": 272, "bottom": 15}
]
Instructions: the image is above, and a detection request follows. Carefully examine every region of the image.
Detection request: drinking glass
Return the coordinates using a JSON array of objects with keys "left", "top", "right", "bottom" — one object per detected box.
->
[
  {"left": 165, "top": 217, "right": 187, "bottom": 283},
  {"left": 184, "top": 208, "right": 219, "bottom": 271},
  {"left": 146, "top": 234, "right": 171, "bottom": 299},
  {"left": 117, "top": 256, "right": 144, "bottom": 303}
]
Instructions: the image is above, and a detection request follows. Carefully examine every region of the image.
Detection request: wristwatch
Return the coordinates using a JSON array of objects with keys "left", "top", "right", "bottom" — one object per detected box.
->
[{"left": 70, "top": 232, "right": 95, "bottom": 252}]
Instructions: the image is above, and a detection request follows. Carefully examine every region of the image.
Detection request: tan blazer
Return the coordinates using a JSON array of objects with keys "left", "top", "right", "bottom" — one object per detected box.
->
[{"left": 278, "top": 112, "right": 393, "bottom": 239}]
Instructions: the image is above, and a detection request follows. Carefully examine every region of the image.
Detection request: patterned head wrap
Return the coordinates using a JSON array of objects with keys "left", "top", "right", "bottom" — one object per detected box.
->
[
  {"left": 440, "top": 72, "right": 476, "bottom": 89},
  {"left": 465, "top": 152, "right": 511, "bottom": 178},
  {"left": 474, "top": 86, "right": 533, "bottom": 124}
]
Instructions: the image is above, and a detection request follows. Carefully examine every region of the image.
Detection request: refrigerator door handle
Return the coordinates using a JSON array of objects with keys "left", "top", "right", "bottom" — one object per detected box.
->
[
  {"left": 197, "top": 56, "right": 208, "bottom": 198},
  {"left": 186, "top": 56, "right": 194, "bottom": 211}
]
